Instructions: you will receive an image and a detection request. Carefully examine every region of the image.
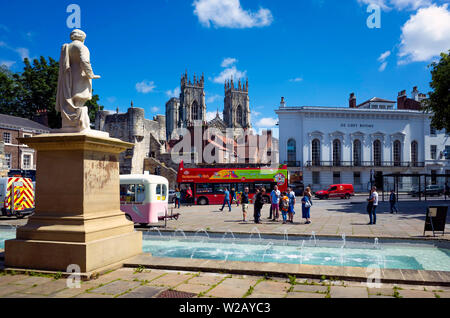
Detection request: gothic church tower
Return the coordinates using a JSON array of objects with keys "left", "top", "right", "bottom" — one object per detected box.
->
[
  {"left": 179, "top": 71, "right": 206, "bottom": 127},
  {"left": 223, "top": 78, "right": 251, "bottom": 129}
]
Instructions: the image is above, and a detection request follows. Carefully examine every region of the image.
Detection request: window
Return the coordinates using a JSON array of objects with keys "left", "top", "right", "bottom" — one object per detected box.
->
[
  {"left": 5, "top": 153, "right": 11, "bottom": 169},
  {"left": 333, "top": 139, "right": 341, "bottom": 166},
  {"left": 430, "top": 126, "right": 437, "bottom": 136},
  {"left": 22, "top": 154, "right": 31, "bottom": 170},
  {"left": 192, "top": 101, "right": 200, "bottom": 120},
  {"left": 354, "top": 172, "right": 361, "bottom": 185},
  {"left": 333, "top": 172, "right": 341, "bottom": 184},
  {"left": 312, "top": 139, "right": 321, "bottom": 166},
  {"left": 287, "top": 139, "right": 296, "bottom": 163},
  {"left": 3, "top": 132, "right": 11, "bottom": 144},
  {"left": 393, "top": 141, "right": 401, "bottom": 166},
  {"left": 119, "top": 184, "right": 145, "bottom": 203},
  {"left": 353, "top": 140, "right": 361, "bottom": 166},
  {"left": 431, "top": 145, "right": 437, "bottom": 160},
  {"left": 445, "top": 146, "right": 450, "bottom": 160},
  {"left": 23, "top": 133, "right": 32, "bottom": 138},
  {"left": 236, "top": 105, "right": 243, "bottom": 126},
  {"left": 196, "top": 184, "right": 213, "bottom": 194},
  {"left": 312, "top": 172, "right": 320, "bottom": 185},
  {"left": 373, "top": 140, "right": 382, "bottom": 166},
  {"left": 411, "top": 141, "right": 418, "bottom": 166},
  {"left": 431, "top": 170, "right": 437, "bottom": 185}
]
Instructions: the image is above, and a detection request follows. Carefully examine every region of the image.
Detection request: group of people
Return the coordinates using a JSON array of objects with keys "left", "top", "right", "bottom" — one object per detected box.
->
[
  {"left": 173, "top": 187, "right": 193, "bottom": 209},
  {"left": 219, "top": 185, "right": 314, "bottom": 225}
]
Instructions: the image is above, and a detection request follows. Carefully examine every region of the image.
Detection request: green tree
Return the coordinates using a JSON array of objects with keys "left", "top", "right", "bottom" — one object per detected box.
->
[
  {"left": 424, "top": 50, "right": 450, "bottom": 132},
  {"left": 0, "top": 56, "right": 103, "bottom": 129}
]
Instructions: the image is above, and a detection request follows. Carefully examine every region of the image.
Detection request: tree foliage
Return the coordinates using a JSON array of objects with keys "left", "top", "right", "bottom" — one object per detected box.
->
[
  {"left": 0, "top": 56, "right": 103, "bottom": 129},
  {"left": 424, "top": 50, "right": 450, "bottom": 132}
]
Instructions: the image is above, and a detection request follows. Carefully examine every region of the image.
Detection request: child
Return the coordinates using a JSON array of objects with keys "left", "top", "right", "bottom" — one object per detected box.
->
[{"left": 280, "top": 192, "right": 290, "bottom": 224}]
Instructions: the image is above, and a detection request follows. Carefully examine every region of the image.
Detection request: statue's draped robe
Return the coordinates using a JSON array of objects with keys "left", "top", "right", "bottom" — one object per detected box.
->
[{"left": 56, "top": 40, "right": 94, "bottom": 131}]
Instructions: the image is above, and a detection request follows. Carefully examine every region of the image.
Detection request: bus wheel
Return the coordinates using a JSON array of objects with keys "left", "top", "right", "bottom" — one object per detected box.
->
[{"left": 198, "top": 197, "right": 208, "bottom": 205}]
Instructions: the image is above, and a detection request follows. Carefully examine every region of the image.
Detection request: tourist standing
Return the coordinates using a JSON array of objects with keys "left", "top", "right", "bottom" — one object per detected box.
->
[
  {"left": 389, "top": 189, "right": 398, "bottom": 214},
  {"left": 301, "top": 187, "right": 313, "bottom": 224},
  {"left": 367, "top": 186, "right": 379, "bottom": 225},
  {"left": 220, "top": 188, "right": 232, "bottom": 212},
  {"left": 280, "top": 192, "right": 290, "bottom": 224},
  {"left": 288, "top": 187, "right": 296, "bottom": 223},
  {"left": 174, "top": 188, "right": 181, "bottom": 209},
  {"left": 270, "top": 185, "right": 281, "bottom": 221},
  {"left": 241, "top": 187, "right": 250, "bottom": 222},
  {"left": 254, "top": 188, "right": 265, "bottom": 224},
  {"left": 185, "top": 186, "right": 193, "bottom": 207}
]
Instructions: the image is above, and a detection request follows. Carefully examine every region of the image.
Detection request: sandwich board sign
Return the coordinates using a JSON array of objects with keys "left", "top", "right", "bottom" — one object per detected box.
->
[{"left": 424, "top": 206, "right": 448, "bottom": 237}]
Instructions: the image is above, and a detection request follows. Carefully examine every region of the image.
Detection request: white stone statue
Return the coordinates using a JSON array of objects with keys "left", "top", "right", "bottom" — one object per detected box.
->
[{"left": 55, "top": 29, "right": 101, "bottom": 133}]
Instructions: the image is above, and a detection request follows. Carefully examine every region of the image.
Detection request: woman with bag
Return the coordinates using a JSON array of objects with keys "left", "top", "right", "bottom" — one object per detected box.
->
[{"left": 301, "top": 187, "right": 313, "bottom": 224}]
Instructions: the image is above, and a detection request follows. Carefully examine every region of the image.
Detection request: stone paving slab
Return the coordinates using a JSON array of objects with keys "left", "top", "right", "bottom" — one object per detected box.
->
[
  {"left": 252, "top": 281, "right": 291, "bottom": 296},
  {"left": 398, "top": 289, "right": 437, "bottom": 298},
  {"left": 11, "top": 276, "right": 53, "bottom": 286},
  {"left": 329, "top": 286, "right": 369, "bottom": 298},
  {"left": 286, "top": 292, "right": 327, "bottom": 298},
  {"left": 187, "top": 274, "right": 224, "bottom": 286},
  {"left": 206, "top": 277, "right": 255, "bottom": 298},
  {"left": 21, "top": 279, "right": 68, "bottom": 296},
  {"left": 75, "top": 292, "right": 114, "bottom": 298},
  {"left": 89, "top": 280, "right": 141, "bottom": 296},
  {"left": 367, "top": 287, "right": 395, "bottom": 296},
  {"left": 292, "top": 284, "right": 329, "bottom": 294},
  {"left": 174, "top": 283, "right": 211, "bottom": 295},
  {"left": 0, "top": 274, "right": 28, "bottom": 286},
  {"left": 119, "top": 286, "right": 166, "bottom": 298},
  {"left": 0, "top": 283, "right": 32, "bottom": 297},
  {"left": 149, "top": 273, "right": 194, "bottom": 288}
]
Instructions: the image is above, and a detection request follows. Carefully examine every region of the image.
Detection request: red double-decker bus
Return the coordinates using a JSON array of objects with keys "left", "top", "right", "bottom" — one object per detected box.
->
[{"left": 176, "top": 161, "right": 288, "bottom": 205}]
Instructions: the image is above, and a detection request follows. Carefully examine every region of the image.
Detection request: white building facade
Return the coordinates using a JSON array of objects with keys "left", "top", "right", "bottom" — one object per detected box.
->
[{"left": 276, "top": 96, "right": 450, "bottom": 192}]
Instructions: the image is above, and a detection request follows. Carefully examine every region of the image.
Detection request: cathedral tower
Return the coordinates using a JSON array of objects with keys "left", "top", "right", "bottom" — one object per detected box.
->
[
  {"left": 179, "top": 71, "right": 206, "bottom": 127},
  {"left": 223, "top": 78, "right": 251, "bottom": 129}
]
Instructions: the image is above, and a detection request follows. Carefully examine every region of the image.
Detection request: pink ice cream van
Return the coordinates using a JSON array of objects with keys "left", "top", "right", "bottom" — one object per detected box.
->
[{"left": 120, "top": 174, "right": 169, "bottom": 225}]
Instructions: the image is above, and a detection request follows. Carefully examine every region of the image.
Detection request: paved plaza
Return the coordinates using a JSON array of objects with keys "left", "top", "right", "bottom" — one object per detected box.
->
[
  {"left": 144, "top": 197, "right": 449, "bottom": 240},
  {"left": 0, "top": 267, "right": 449, "bottom": 298}
]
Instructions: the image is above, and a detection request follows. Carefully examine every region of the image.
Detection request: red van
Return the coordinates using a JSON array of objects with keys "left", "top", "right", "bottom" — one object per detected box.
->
[{"left": 314, "top": 184, "right": 354, "bottom": 200}]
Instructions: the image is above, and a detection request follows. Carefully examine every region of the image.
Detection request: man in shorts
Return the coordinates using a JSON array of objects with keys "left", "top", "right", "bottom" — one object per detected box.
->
[
  {"left": 270, "top": 185, "right": 281, "bottom": 221},
  {"left": 241, "top": 187, "right": 250, "bottom": 222}
]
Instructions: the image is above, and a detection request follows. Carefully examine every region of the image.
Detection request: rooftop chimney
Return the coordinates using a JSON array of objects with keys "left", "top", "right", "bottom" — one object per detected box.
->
[
  {"left": 349, "top": 93, "right": 356, "bottom": 108},
  {"left": 32, "top": 109, "right": 49, "bottom": 127},
  {"left": 412, "top": 86, "right": 419, "bottom": 101},
  {"left": 397, "top": 90, "right": 407, "bottom": 110},
  {"left": 280, "top": 97, "right": 286, "bottom": 108}
]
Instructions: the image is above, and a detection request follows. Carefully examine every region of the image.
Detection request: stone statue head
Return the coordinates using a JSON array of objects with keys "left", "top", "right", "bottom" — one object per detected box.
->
[{"left": 70, "top": 29, "right": 86, "bottom": 42}]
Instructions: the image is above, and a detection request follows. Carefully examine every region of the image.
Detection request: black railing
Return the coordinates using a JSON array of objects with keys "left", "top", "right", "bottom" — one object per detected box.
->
[
  {"left": 284, "top": 161, "right": 302, "bottom": 167},
  {"left": 305, "top": 161, "right": 425, "bottom": 168}
]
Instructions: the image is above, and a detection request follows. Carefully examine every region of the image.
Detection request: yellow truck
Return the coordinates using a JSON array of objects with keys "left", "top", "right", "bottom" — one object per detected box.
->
[{"left": 0, "top": 177, "right": 35, "bottom": 219}]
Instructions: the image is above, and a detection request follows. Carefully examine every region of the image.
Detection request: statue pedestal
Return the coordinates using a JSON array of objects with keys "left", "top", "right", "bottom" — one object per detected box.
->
[{"left": 5, "top": 133, "right": 142, "bottom": 275}]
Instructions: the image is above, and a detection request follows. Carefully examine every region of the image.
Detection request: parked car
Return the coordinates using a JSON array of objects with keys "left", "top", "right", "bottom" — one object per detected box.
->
[
  {"left": 314, "top": 184, "right": 355, "bottom": 200},
  {"left": 409, "top": 185, "right": 444, "bottom": 197},
  {"left": 169, "top": 189, "right": 176, "bottom": 203}
]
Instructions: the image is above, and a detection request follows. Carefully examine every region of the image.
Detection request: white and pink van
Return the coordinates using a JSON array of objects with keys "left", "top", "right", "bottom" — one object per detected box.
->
[{"left": 120, "top": 174, "right": 169, "bottom": 225}]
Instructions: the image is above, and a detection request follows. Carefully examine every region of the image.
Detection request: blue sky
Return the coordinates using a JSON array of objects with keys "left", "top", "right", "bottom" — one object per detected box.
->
[{"left": 1, "top": 0, "right": 449, "bottom": 129}]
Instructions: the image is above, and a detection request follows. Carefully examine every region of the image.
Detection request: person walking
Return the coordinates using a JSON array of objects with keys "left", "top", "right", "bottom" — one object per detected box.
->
[
  {"left": 240, "top": 187, "right": 250, "bottom": 222},
  {"left": 254, "top": 188, "right": 265, "bottom": 224},
  {"left": 174, "top": 188, "right": 181, "bottom": 209},
  {"left": 287, "top": 187, "right": 296, "bottom": 223},
  {"left": 220, "top": 187, "right": 232, "bottom": 212},
  {"left": 185, "top": 186, "right": 193, "bottom": 207},
  {"left": 367, "top": 186, "right": 379, "bottom": 225},
  {"left": 389, "top": 189, "right": 398, "bottom": 214},
  {"left": 270, "top": 185, "right": 281, "bottom": 221},
  {"left": 301, "top": 187, "right": 313, "bottom": 224},
  {"left": 230, "top": 188, "right": 238, "bottom": 207}
]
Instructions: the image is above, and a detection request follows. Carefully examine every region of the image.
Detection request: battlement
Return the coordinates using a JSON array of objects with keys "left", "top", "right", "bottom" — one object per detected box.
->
[
  {"left": 225, "top": 77, "right": 248, "bottom": 93},
  {"left": 181, "top": 70, "right": 204, "bottom": 88}
]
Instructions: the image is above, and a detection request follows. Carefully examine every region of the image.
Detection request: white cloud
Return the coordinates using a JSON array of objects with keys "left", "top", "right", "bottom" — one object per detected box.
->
[
  {"left": 252, "top": 111, "right": 261, "bottom": 117},
  {"left": 255, "top": 117, "right": 278, "bottom": 128},
  {"left": 136, "top": 80, "right": 156, "bottom": 94},
  {"left": 193, "top": 0, "right": 273, "bottom": 28},
  {"left": 151, "top": 106, "right": 159, "bottom": 113},
  {"left": 0, "top": 60, "right": 15, "bottom": 68},
  {"left": 207, "top": 94, "right": 221, "bottom": 103},
  {"left": 166, "top": 87, "right": 181, "bottom": 98},
  {"left": 398, "top": 4, "right": 450, "bottom": 64},
  {"left": 221, "top": 57, "right": 237, "bottom": 67},
  {"left": 0, "top": 41, "right": 30, "bottom": 61},
  {"left": 378, "top": 62, "right": 388, "bottom": 72},
  {"left": 289, "top": 77, "right": 303, "bottom": 82},
  {"left": 378, "top": 50, "right": 391, "bottom": 62},
  {"left": 213, "top": 65, "right": 247, "bottom": 84},
  {"left": 357, "top": 0, "right": 431, "bottom": 11}
]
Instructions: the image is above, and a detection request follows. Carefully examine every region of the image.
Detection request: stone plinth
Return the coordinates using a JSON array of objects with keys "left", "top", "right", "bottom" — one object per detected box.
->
[{"left": 5, "top": 133, "right": 142, "bottom": 274}]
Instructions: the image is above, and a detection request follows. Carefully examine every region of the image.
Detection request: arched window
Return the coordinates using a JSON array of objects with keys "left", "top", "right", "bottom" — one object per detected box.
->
[
  {"left": 373, "top": 140, "right": 382, "bottom": 166},
  {"left": 287, "top": 139, "right": 296, "bottom": 163},
  {"left": 333, "top": 139, "right": 341, "bottom": 166},
  {"left": 236, "top": 105, "right": 243, "bottom": 126},
  {"left": 411, "top": 141, "right": 418, "bottom": 166},
  {"left": 353, "top": 139, "right": 361, "bottom": 166},
  {"left": 393, "top": 140, "right": 401, "bottom": 166},
  {"left": 192, "top": 101, "right": 201, "bottom": 120},
  {"left": 312, "top": 139, "right": 321, "bottom": 166}
]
